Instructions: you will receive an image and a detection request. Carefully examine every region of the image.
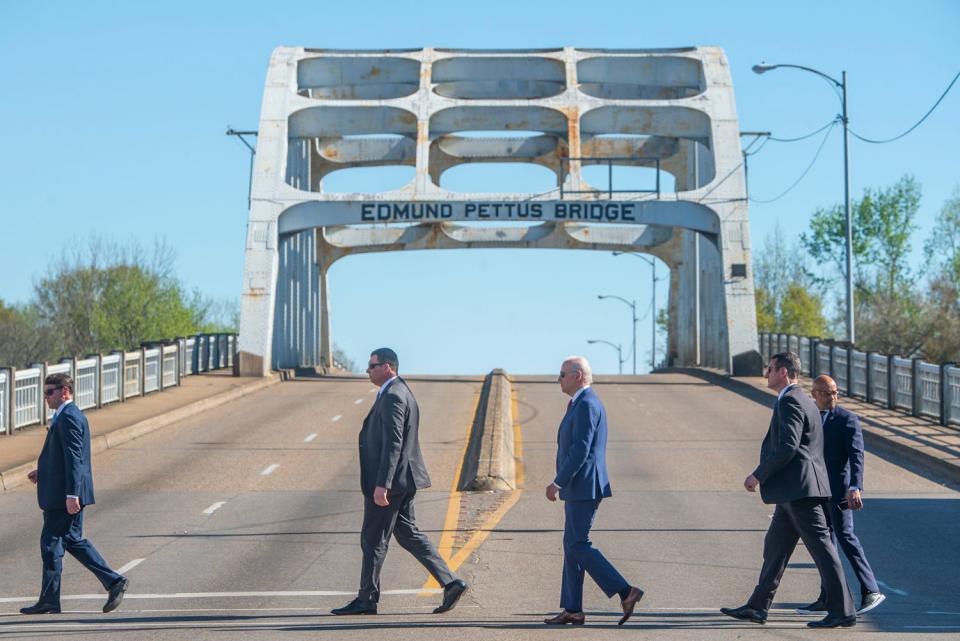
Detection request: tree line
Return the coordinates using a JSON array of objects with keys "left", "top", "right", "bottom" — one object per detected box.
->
[{"left": 754, "top": 176, "right": 960, "bottom": 363}]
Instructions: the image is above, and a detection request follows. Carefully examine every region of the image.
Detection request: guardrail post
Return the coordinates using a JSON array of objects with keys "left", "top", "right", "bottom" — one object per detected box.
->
[
  {"left": 116, "top": 350, "right": 125, "bottom": 403},
  {"left": 232, "top": 333, "right": 239, "bottom": 377},
  {"left": 828, "top": 343, "right": 836, "bottom": 381},
  {"left": 139, "top": 347, "right": 146, "bottom": 397},
  {"left": 940, "top": 363, "right": 951, "bottom": 426},
  {"left": 96, "top": 353, "right": 104, "bottom": 408},
  {"left": 911, "top": 358, "right": 922, "bottom": 418},
  {"left": 865, "top": 351, "right": 874, "bottom": 403},
  {"left": 2, "top": 366, "right": 13, "bottom": 436},
  {"left": 887, "top": 354, "right": 896, "bottom": 410},
  {"left": 846, "top": 346, "right": 854, "bottom": 398},
  {"left": 35, "top": 361, "right": 48, "bottom": 427},
  {"left": 809, "top": 339, "right": 818, "bottom": 378}
]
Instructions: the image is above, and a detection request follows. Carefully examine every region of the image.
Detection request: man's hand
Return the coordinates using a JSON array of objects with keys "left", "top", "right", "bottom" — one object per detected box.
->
[
  {"left": 373, "top": 486, "right": 390, "bottom": 507},
  {"left": 545, "top": 483, "right": 559, "bottom": 502},
  {"left": 27, "top": 469, "right": 38, "bottom": 485},
  {"left": 744, "top": 474, "right": 760, "bottom": 492},
  {"left": 66, "top": 497, "right": 81, "bottom": 515},
  {"left": 846, "top": 488, "right": 863, "bottom": 510}
]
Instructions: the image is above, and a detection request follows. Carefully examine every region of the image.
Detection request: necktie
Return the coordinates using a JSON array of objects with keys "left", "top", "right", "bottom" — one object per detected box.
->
[
  {"left": 567, "top": 399, "right": 572, "bottom": 412},
  {"left": 821, "top": 411, "right": 828, "bottom": 424}
]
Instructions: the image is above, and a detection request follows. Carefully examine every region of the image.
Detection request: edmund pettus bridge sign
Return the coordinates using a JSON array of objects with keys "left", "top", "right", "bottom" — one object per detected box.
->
[{"left": 238, "top": 46, "right": 759, "bottom": 376}]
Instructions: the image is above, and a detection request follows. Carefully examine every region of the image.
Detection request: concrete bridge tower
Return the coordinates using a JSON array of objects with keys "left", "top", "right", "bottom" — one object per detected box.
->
[{"left": 238, "top": 47, "right": 759, "bottom": 376}]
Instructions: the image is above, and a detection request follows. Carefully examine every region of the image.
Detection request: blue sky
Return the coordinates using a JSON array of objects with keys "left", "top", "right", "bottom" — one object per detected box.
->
[{"left": 1, "top": 1, "right": 957, "bottom": 374}]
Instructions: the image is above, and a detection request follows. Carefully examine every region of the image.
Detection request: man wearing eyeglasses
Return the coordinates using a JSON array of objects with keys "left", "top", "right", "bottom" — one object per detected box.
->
[
  {"left": 543, "top": 356, "right": 644, "bottom": 626},
  {"left": 20, "top": 373, "right": 128, "bottom": 615},
  {"left": 797, "top": 375, "right": 884, "bottom": 616},
  {"left": 721, "top": 352, "right": 855, "bottom": 628},
  {"left": 332, "top": 348, "right": 467, "bottom": 616}
]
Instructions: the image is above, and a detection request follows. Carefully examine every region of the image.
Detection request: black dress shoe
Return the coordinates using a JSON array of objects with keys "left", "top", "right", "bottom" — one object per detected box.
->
[
  {"left": 619, "top": 586, "right": 644, "bottom": 625},
  {"left": 808, "top": 614, "right": 856, "bottom": 628},
  {"left": 796, "top": 598, "right": 828, "bottom": 614},
  {"left": 720, "top": 605, "right": 767, "bottom": 624},
  {"left": 103, "top": 577, "right": 129, "bottom": 613},
  {"left": 331, "top": 598, "right": 378, "bottom": 615},
  {"left": 434, "top": 579, "right": 468, "bottom": 613},
  {"left": 19, "top": 603, "right": 61, "bottom": 615},
  {"left": 544, "top": 610, "right": 586, "bottom": 625}
]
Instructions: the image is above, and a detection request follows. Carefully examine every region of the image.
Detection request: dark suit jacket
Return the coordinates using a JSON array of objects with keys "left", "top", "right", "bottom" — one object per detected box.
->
[
  {"left": 753, "top": 385, "right": 830, "bottom": 505},
  {"left": 821, "top": 405, "right": 865, "bottom": 498},
  {"left": 554, "top": 387, "right": 612, "bottom": 501},
  {"left": 37, "top": 402, "right": 95, "bottom": 511},
  {"left": 359, "top": 378, "right": 431, "bottom": 497}
]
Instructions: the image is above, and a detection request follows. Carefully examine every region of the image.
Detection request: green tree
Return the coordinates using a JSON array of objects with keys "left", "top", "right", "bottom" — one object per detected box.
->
[
  {"left": 754, "top": 287, "right": 777, "bottom": 333},
  {"left": 779, "top": 283, "right": 828, "bottom": 336},
  {"left": 753, "top": 223, "right": 827, "bottom": 336},
  {"left": 920, "top": 275, "right": 960, "bottom": 363},
  {"left": 925, "top": 186, "right": 960, "bottom": 283}
]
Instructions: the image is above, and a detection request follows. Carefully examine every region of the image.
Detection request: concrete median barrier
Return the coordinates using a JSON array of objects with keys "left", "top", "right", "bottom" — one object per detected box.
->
[{"left": 459, "top": 369, "right": 516, "bottom": 491}]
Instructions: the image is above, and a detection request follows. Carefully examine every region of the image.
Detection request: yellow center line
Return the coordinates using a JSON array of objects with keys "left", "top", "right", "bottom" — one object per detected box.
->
[{"left": 420, "top": 386, "right": 526, "bottom": 592}]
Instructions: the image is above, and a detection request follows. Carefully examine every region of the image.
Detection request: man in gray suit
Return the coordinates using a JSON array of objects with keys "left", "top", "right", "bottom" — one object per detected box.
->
[
  {"left": 721, "top": 352, "right": 856, "bottom": 628},
  {"left": 332, "top": 348, "right": 467, "bottom": 616}
]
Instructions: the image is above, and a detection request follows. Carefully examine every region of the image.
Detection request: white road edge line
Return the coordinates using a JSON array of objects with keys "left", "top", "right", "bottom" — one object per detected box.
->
[
  {"left": 331, "top": 414, "right": 342, "bottom": 422},
  {"left": 878, "top": 580, "right": 909, "bottom": 596},
  {"left": 354, "top": 398, "right": 363, "bottom": 405},
  {"left": 202, "top": 501, "right": 227, "bottom": 515},
  {"left": 260, "top": 464, "right": 280, "bottom": 476},
  {"left": 115, "top": 558, "right": 145, "bottom": 575},
  {"left": 0, "top": 589, "right": 443, "bottom": 603},
  {"left": 303, "top": 433, "right": 318, "bottom": 443}
]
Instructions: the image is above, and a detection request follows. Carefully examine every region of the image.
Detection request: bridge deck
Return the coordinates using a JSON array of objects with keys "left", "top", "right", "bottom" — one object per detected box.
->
[{"left": 0, "top": 373, "right": 956, "bottom": 639}]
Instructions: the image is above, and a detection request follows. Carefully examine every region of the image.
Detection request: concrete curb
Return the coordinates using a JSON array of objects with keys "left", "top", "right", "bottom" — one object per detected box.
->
[
  {"left": 667, "top": 367, "right": 960, "bottom": 486},
  {"left": 460, "top": 369, "right": 516, "bottom": 491},
  {"left": 0, "top": 374, "right": 281, "bottom": 492}
]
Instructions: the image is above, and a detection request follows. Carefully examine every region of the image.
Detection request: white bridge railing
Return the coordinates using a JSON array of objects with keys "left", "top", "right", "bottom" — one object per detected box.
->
[
  {"left": 0, "top": 333, "right": 236, "bottom": 435},
  {"left": 760, "top": 332, "right": 959, "bottom": 429}
]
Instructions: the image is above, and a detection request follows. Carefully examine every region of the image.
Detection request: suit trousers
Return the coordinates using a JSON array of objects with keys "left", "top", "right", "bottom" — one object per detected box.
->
[
  {"left": 39, "top": 509, "right": 121, "bottom": 606},
  {"left": 560, "top": 499, "right": 629, "bottom": 611},
  {"left": 747, "top": 498, "right": 855, "bottom": 618},
  {"left": 817, "top": 499, "right": 879, "bottom": 598},
  {"left": 358, "top": 491, "right": 456, "bottom": 603}
]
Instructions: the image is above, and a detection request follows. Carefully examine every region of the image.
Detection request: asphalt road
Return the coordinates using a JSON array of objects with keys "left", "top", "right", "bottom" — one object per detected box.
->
[{"left": 0, "top": 373, "right": 957, "bottom": 640}]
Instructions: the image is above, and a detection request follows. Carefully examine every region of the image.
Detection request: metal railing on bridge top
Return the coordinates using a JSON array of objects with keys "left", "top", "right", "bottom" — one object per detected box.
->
[
  {"left": 0, "top": 334, "right": 237, "bottom": 435},
  {"left": 760, "top": 332, "right": 960, "bottom": 429}
]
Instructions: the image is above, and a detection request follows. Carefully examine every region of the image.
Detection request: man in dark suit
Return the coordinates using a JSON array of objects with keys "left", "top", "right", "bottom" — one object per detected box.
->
[
  {"left": 797, "top": 375, "right": 884, "bottom": 615},
  {"left": 332, "top": 348, "right": 467, "bottom": 616},
  {"left": 721, "top": 352, "right": 856, "bottom": 628},
  {"left": 21, "top": 373, "right": 128, "bottom": 615},
  {"left": 543, "top": 356, "right": 643, "bottom": 626}
]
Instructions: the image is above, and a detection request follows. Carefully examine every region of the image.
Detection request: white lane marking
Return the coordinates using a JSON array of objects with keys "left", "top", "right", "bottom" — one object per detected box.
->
[
  {"left": 878, "top": 579, "right": 909, "bottom": 596},
  {"left": 928, "top": 611, "right": 960, "bottom": 615},
  {"left": 260, "top": 464, "right": 280, "bottom": 476},
  {"left": 115, "top": 558, "right": 145, "bottom": 575},
  {"left": 331, "top": 414, "right": 342, "bottom": 422},
  {"left": 354, "top": 398, "right": 363, "bottom": 404},
  {"left": 369, "top": 387, "right": 377, "bottom": 393},
  {"left": 904, "top": 627, "right": 960, "bottom": 630},
  {"left": 202, "top": 501, "right": 226, "bottom": 515},
  {"left": 303, "top": 433, "right": 318, "bottom": 443},
  {"left": 0, "top": 588, "right": 442, "bottom": 603}
]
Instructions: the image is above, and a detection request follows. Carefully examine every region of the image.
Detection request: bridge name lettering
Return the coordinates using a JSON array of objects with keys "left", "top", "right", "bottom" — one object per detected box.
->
[{"left": 359, "top": 202, "right": 637, "bottom": 223}]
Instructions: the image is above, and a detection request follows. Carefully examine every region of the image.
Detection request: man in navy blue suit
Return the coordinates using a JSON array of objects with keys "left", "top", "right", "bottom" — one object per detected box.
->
[
  {"left": 797, "top": 375, "right": 885, "bottom": 616},
  {"left": 20, "top": 373, "right": 128, "bottom": 615},
  {"left": 543, "top": 356, "right": 643, "bottom": 626}
]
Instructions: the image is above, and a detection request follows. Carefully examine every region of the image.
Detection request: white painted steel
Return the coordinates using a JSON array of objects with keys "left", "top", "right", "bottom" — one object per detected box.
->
[
  {"left": 917, "top": 361, "right": 941, "bottom": 419},
  {"left": 185, "top": 338, "right": 196, "bottom": 375},
  {"left": 75, "top": 357, "right": 98, "bottom": 410},
  {"left": 14, "top": 368, "right": 41, "bottom": 429},
  {"left": 0, "top": 370, "right": 7, "bottom": 433},
  {"left": 124, "top": 352, "right": 142, "bottom": 399},
  {"left": 816, "top": 344, "right": 830, "bottom": 377},
  {"left": 870, "top": 353, "right": 889, "bottom": 405},
  {"left": 850, "top": 350, "right": 867, "bottom": 398},
  {"left": 947, "top": 366, "right": 960, "bottom": 427},
  {"left": 833, "top": 349, "right": 849, "bottom": 394},
  {"left": 101, "top": 354, "right": 121, "bottom": 404},
  {"left": 892, "top": 357, "right": 913, "bottom": 411},
  {"left": 799, "top": 337, "right": 811, "bottom": 375},
  {"left": 144, "top": 348, "right": 160, "bottom": 393},
  {"left": 162, "top": 345, "right": 178, "bottom": 388}
]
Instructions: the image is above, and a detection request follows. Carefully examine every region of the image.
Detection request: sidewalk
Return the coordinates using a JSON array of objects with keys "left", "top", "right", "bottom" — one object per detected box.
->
[
  {"left": 673, "top": 368, "right": 960, "bottom": 486},
  {"left": 0, "top": 370, "right": 279, "bottom": 491}
]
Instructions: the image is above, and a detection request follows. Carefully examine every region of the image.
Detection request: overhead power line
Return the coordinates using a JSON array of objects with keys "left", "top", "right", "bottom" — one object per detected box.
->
[
  {"left": 768, "top": 117, "right": 840, "bottom": 143},
  {"left": 749, "top": 120, "right": 837, "bottom": 204},
  {"left": 849, "top": 69, "right": 959, "bottom": 144}
]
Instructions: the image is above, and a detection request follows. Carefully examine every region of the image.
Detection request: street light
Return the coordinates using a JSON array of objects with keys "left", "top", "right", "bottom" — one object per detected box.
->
[
  {"left": 612, "top": 252, "right": 661, "bottom": 371},
  {"left": 752, "top": 62, "right": 855, "bottom": 344},
  {"left": 587, "top": 339, "right": 624, "bottom": 375},
  {"left": 597, "top": 294, "right": 637, "bottom": 375}
]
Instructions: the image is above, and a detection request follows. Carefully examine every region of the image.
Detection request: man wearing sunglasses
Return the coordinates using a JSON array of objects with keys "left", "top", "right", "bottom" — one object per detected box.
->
[
  {"left": 332, "top": 348, "right": 467, "bottom": 617},
  {"left": 21, "top": 373, "right": 128, "bottom": 615}
]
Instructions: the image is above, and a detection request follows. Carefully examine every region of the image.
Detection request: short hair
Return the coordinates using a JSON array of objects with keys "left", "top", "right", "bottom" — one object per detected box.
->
[
  {"left": 370, "top": 347, "right": 399, "bottom": 371},
  {"left": 769, "top": 352, "right": 801, "bottom": 380},
  {"left": 812, "top": 374, "right": 837, "bottom": 391},
  {"left": 564, "top": 356, "right": 593, "bottom": 385},
  {"left": 45, "top": 372, "right": 74, "bottom": 394}
]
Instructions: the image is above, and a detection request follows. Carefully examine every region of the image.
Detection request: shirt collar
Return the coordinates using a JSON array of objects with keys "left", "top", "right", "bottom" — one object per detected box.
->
[
  {"left": 777, "top": 383, "right": 797, "bottom": 401},
  {"left": 571, "top": 385, "right": 590, "bottom": 404},
  {"left": 378, "top": 376, "right": 398, "bottom": 397},
  {"left": 52, "top": 399, "right": 73, "bottom": 422}
]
